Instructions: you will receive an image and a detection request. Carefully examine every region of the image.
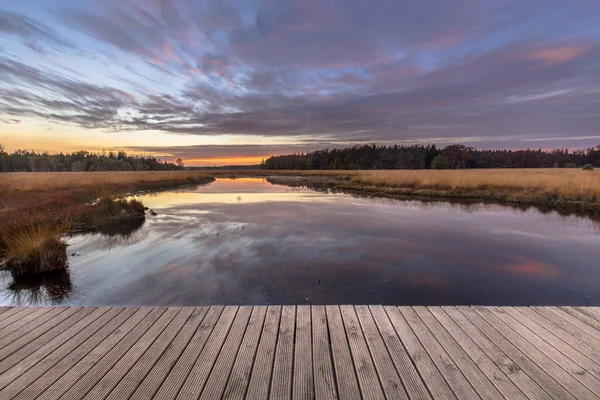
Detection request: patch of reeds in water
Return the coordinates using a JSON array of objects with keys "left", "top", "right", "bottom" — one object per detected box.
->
[{"left": 0, "top": 219, "right": 71, "bottom": 277}]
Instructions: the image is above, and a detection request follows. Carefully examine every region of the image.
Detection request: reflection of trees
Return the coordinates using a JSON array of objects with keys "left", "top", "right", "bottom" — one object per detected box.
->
[{"left": 6, "top": 269, "right": 74, "bottom": 306}]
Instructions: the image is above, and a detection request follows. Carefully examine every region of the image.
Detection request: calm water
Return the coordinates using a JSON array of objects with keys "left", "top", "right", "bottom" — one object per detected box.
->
[{"left": 2, "top": 178, "right": 600, "bottom": 306}]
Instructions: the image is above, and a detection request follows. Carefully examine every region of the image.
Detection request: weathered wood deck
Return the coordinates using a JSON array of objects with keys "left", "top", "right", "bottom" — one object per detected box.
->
[{"left": 0, "top": 306, "right": 599, "bottom": 399}]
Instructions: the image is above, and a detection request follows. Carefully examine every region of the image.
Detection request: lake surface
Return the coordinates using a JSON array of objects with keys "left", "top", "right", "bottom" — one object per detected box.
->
[{"left": 2, "top": 178, "right": 600, "bottom": 306}]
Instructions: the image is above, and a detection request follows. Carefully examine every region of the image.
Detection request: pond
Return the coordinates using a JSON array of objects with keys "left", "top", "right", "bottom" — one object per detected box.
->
[{"left": 2, "top": 178, "right": 600, "bottom": 306}]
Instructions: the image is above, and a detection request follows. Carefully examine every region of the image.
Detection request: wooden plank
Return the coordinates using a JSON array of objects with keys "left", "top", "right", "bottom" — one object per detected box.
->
[
  {"left": 399, "top": 307, "right": 479, "bottom": 400},
  {"left": 487, "top": 307, "right": 600, "bottom": 394},
  {"left": 269, "top": 305, "right": 296, "bottom": 400},
  {"left": 129, "top": 307, "right": 209, "bottom": 400},
  {"left": 369, "top": 306, "right": 431, "bottom": 399},
  {"left": 573, "top": 307, "right": 600, "bottom": 323},
  {"left": 325, "top": 305, "right": 361, "bottom": 400},
  {"left": 32, "top": 307, "right": 154, "bottom": 400},
  {"left": 222, "top": 306, "right": 267, "bottom": 400},
  {"left": 546, "top": 307, "right": 600, "bottom": 340},
  {"left": 459, "top": 306, "right": 577, "bottom": 400},
  {"left": 0, "top": 307, "right": 65, "bottom": 350},
  {"left": 414, "top": 306, "right": 505, "bottom": 399},
  {"left": 0, "top": 307, "right": 13, "bottom": 318},
  {"left": 354, "top": 305, "right": 408, "bottom": 400},
  {"left": 310, "top": 305, "right": 337, "bottom": 400},
  {"left": 82, "top": 307, "right": 185, "bottom": 400},
  {"left": 151, "top": 305, "right": 224, "bottom": 400},
  {"left": 0, "top": 307, "right": 81, "bottom": 362},
  {"left": 430, "top": 307, "right": 531, "bottom": 400},
  {"left": 340, "top": 305, "right": 385, "bottom": 400},
  {"left": 0, "top": 307, "right": 103, "bottom": 376},
  {"left": 292, "top": 305, "right": 313, "bottom": 400},
  {"left": 559, "top": 307, "right": 600, "bottom": 332},
  {"left": 199, "top": 306, "right": 253, "bottom": 400},
  {"left": 0, "top": 307, "right": 127, "bottom": 399},
  {"left": 0, "top": 307, "right": 41, "bottom": 338},
  {"left": 532, "top": 307, "right": 600, "bottom": 350},
  {"left": 245, "top": 306, "right": 282, "bottom": 400},
  {"left": 176, "top": 306, "right": 240, "bottom": 400},
  {"left": 55, "top": 307, "right": 170, "bottom": 400},
  {"left": 518, "top": 307, "right": 600, "bottom": 366},
  {"left": 384, "top": 306, "right": 456, "bottom": 400}
]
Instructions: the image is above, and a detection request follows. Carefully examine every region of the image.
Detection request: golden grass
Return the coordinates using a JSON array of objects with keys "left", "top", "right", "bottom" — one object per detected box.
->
[
  {"left": 0, "top": 219, "right": 70, "bottom": 276},
  {"left": 349, "top": 169, "right": 600, "bottom": 204}
]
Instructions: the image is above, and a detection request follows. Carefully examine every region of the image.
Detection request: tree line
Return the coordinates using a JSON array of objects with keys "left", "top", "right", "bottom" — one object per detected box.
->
[
  {"left": 261, "top": 144, "right": 600, "bottom": 170},
  {"left": 0, "top": 145, "right": 183, "bottom": 172}
]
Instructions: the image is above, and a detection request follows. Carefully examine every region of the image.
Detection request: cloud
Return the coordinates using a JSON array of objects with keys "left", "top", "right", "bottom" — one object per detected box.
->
[{"left": 1, "top": 0, "right": 600, "bottom": 151}]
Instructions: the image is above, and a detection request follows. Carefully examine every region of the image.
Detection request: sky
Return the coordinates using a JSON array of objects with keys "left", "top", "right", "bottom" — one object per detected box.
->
[{"left": 1, "top": 0, "right": 600, "bottom": 166}]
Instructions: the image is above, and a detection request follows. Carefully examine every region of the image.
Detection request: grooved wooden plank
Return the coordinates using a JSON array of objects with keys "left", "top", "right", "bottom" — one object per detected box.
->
[
  {"left": 0, "top": 307, "right": 125, "bottom": 398},
  {"left": 245, "top": 305, "right": 281, "bottom": 400},
  {"left": 509, "top": 308, "right": 600, "bottom": 372},
  {"left": 369, "top": 306, "right": 431, "bottom": 399},
  {"left": 325, "top": 306, "right": 361, "bottom": 400},
  {"left": 384, "top": 306, "right": 456, "bottom": 400},
  {"left": 430, "top": 307, "right": 532, "bottom": 400},
  {"left": 0, "top": 307, "right": 13, "bottom": 316},
  {"left": 533, "top": 307, "right": 600, "bottom": 349},
  {"left": 222, "top": 306, "right": 267, "bottom": 400},
  {"left": 487, "top": 307, "right": 600, "bottom": 395},
  {"left": 518, "top": 307, "right": 600, "bottom": 367},
  {"left": 340, "top": 305, "right": 385, "bottom": 400},
  {"left": 176, "top": 306, "right": 240, "bottom": 400},
  {"left": 310, "top": 305, "right": 337, "bottom": 400},
  {"left": 269, "top": 305, "right": 296, "bottom": 400},
  {"left": 151, "top": 306, "right": 224, "bottom": 400},
  {"left": 414, "top": 306, "right": 504, "bottom": 399},
  {"left": 0, "top": 307, "right": 103, "bottom": 377},
  {"left": 105, "top": 307, "right": 195, "bottom": 400},
  {"left": 32, "top": 307, "right": 153, "bottom": 400},
  {"left": 0, "top": 307, "right": 81, "bottom": 362},
  {"left": 199, "top": 306, "right": 254, "bottom": 400},
  {"left": 55, "top": 307, "right": 169, "bottom": 400},
  {"left": 354, "top": 305, "right": 408, "bottom": 400},
  {"left": 81, "top": 307, "right": 184, "bottom": 400},
  {"left": 399, "top": 307, "right": 479, "bottom": 400},
  {"left": 0, "top": 307, "right": 41, "bottom": 338},
  {"left": 129, "top": 307, "right": 209, "bottom": 400},
  {"left": 546, "top": 307, "right": 600, "bottom": 340},
  {"left": 573, "top": 307, "right": 600, "bottom": 323},
  {"left": 0, "top": 307, "right": 65, "bottom": 351},
  {"left": 559, "top": 307, "right": 600, "bottom": 332},
  {"left": 7, "top": 307, "right": 136, "bottom": 400},
  {"left": 457, "top": 306, "right": 577, "bottom": 400},
  {"left": 292, "top": 305, "right": 313, "bottom": 400}
]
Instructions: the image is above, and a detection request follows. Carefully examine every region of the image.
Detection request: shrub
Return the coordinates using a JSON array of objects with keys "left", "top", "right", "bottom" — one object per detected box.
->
[
  {"left": 582, "top": 164, "right": 594, "bottom": 171},
  {"left": 0, "top": 221, "right": 70, "bottom": 277}
]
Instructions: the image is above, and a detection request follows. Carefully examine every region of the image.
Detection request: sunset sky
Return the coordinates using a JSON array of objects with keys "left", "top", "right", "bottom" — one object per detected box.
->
[{"left": 1, "top": 1, "right": 600, "bottom": 166}]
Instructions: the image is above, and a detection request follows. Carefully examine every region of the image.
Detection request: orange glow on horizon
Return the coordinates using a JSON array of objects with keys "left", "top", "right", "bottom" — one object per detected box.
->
[{"left": 185, "top": 156, "right": 266, "bottom": 166}]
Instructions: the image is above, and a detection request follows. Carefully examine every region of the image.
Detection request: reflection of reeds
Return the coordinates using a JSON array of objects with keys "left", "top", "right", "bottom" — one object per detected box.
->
[{"left": 6, "top": 269, "right": 73, "bottom": 305}]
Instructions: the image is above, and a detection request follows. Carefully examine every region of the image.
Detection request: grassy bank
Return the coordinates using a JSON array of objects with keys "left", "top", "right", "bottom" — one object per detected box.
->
[
  {"left": 0, "top": 171, "right": 215, "bottom": 276},
  {"left": 344, "top": 169, "right": 600, "bottom": 210}
]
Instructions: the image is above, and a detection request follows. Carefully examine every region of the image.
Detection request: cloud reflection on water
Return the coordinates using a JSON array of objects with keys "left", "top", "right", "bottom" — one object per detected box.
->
[{"left": 3, "top": 178, "right": 599, "bottom": 306}]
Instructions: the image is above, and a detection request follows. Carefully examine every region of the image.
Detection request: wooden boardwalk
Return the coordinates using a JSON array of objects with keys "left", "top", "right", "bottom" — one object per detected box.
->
[{"left": 0, "top": 306, "right": 599, "bottom": 399}]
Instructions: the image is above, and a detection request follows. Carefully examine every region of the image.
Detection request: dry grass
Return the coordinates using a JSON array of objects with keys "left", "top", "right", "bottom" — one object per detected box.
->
[
  {"left": 0, "top": 219, "right": 70, "bottom": 276},
  {"left": 349, "top": 169, "right": 600, "bottom": 205}
]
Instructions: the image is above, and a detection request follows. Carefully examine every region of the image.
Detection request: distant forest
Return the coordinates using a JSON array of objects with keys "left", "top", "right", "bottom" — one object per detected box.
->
[
  {"left": 0, "top": 145, "right": 183, "bottom": 172},
  {"left": 262, "top": 144, "right": 600, "bottom": 170}
]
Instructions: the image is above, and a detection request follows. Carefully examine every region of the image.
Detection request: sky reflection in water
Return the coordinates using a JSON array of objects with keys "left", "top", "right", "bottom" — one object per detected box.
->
[{"left": 2, "top": 178, "right": 600, "bottom": 306}]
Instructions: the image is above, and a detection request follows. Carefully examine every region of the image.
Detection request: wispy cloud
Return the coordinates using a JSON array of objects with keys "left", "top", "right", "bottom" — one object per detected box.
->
[{"left": 1, "top": 0, "right": 600, "bottom": 156}]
